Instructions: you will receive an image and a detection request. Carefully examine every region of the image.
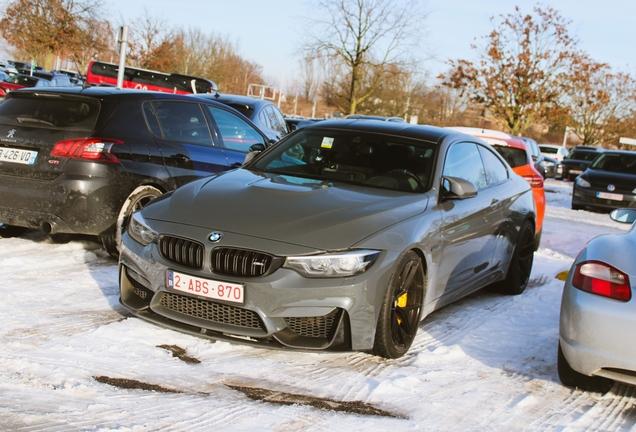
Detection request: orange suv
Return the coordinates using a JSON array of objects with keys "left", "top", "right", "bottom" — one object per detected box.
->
[{"left": 447, "top": 127, "right": 546, "bottom": 248}]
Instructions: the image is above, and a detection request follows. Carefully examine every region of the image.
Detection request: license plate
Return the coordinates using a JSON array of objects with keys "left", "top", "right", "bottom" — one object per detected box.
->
[
  {"left": 0, "top": 147, "right": 38, "bottom": 165},
  {"left": 166, "top": 270, "right": 244, "bottom": 304},
  {"left": 597, "top": 192, "right": 623, "bottom": 201},
  {"left": 570, "top": 169, "right": 582, "bottom": 175}
]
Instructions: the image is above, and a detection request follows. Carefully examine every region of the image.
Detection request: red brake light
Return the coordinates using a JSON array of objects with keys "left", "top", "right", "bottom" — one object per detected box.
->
[
  {"left": 50, "top": 138, "right": 123, "bottom": 163},
  {"left": 572, "top": 261, "right": 631, "bottom": 302},
  {"left": 522, "top": 174, "right": 544, "bottom": 188}
]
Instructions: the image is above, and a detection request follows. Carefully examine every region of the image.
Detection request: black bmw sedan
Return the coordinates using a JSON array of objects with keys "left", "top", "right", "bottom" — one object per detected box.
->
[{"left": 572, "top": 150, "right": 636, "bottom": 211}]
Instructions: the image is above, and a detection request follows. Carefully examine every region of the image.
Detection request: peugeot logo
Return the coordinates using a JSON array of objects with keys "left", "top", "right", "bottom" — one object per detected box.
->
[
  {"left": 208, "top": 232, "right": 223, "bottom": 242},
  {"left": 607, "top": 184, "right": 616, "bottom": 192},
  {"left": 6, "top": 129, "right": 16, "bottom": 138}
]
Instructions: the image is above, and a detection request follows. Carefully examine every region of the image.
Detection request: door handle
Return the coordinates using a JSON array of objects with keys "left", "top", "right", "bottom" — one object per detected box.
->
[{"left": 172, "top": 154, "right": 191, "bottom": 163}]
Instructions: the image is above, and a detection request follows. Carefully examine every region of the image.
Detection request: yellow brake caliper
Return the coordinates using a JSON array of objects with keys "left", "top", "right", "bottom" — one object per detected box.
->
[{"left": 396, "top": 293, "right": 408, "bottom": 324}]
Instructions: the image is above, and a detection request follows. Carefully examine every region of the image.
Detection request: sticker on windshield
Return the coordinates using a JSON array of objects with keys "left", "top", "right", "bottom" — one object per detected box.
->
[{"left": 321, "top": 137, "right": 335, "bottom": 149}]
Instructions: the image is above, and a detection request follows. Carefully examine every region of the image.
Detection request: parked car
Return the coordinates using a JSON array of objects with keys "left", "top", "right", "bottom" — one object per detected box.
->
[
  {"left": 446, "top": 127, "right": 545, "bottom": 248},
  {"left": 561, "top": 146, "right": 604, "bottom": 181},
  {"left": 119, "top": 120, "right": 537, "bottom": 359},
  {"left": 344, "top": 114, "right": 407, "bottom": 122},
  {"left": 30, "top": 71, "right": 74, "bottom": 87},
  {"left": 517, "top": 136, "right": 547, "bottom": 178},
  {"left": 559, "top": 207, "right": 636, "bottom": 392},
  {"left": 0, "top": 74, "right": 52, "bottom": 96},
  {"left": 195, "top": 94, "right": 289, "bottom": 142},
  {"left": 540, "top": 143, "right": 569, "bottom": 162},
  {"left": 50, "top": 69, "right": 84, "bottom": 85},
  {"left": 0, "top": 87, "right": 271, "bottom": 257},
  {"left": 542, "top": 155, "right": 562, "bottom": 179},
  {"left": 571, "top": 150, "right": 636, "bottom": 211}
]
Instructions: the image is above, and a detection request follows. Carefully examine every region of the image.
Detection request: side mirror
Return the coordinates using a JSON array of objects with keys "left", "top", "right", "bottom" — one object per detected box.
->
[
  {"left": 249, "top": 143, "right": 266, "bottom": 152},
  {"left": 610, "top": 208, "right": 636, "bottom": 224},
  {"left": 442, "top": 176, "right": 478, "bottom": 200}
]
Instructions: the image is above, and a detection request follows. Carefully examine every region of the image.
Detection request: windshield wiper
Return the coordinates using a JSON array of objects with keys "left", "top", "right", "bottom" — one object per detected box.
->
[{"left": 16, "top": 117, "right": 54, "bottom": 126}]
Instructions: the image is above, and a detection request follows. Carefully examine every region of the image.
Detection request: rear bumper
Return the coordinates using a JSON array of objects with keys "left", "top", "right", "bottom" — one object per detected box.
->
[{"left": 0, "top": 163, "right": 129, "bottom": 235}]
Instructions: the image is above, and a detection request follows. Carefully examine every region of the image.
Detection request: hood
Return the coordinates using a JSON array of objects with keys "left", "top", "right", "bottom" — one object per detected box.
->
[
  {"left": 144, "top": 168, "right": 429, "bottom": 250},
  {"left": 583, "top": 169, "right": 636, "bottom": 192}
]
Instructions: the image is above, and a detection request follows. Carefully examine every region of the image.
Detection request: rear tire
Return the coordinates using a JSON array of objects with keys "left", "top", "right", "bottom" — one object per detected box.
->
[
  {"left": 373, "top": 251, "right": 426, "bottom": 359},
  {"left": 100, "top": 185, "right": 162, "bottom": 259},
  {"left": 557, "top": 342, "right": 613, "bottom": 393},
  {"left": 495, "top": 221, "right": 535, "bottom": 295},
  {"left": 0, "top": 224, "right": 28, "bottom": 238}
]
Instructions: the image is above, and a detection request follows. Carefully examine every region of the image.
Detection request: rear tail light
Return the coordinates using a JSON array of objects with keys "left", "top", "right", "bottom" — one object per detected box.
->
[
  {"left": 522, "top": 174, "right": 544, "bottom": 188},
  {"left": 50, "top": 138, "right": 123, "bottom": 163},
  {"left": 572, "top": 261, "right": 631, "bottom": 302}
]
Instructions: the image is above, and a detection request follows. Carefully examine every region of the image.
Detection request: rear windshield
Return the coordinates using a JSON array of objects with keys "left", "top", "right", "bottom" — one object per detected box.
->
[
  {"left": 568, "top": 150, "right": 599, "bottom": 161},
  {"left": 540, "top": 147, "right": 557, "bottom": 154},
  {"left": 591, "top": 153, "right": 636, "bottom": 174},
  {"left": 0, "top": 94, "right": 99, "bottom": 131},
  {"left": 491, "top": 145, "right": 528, "bottom": 168}
]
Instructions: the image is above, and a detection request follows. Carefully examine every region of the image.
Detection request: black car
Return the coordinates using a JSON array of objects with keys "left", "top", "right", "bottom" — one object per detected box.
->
[
  {"left": 196, "top": 94, "right": 289, "bottom": 142},
  {"left": 561, "top": 146, "right": 604, "bottom": 181},
  {"left": 571, "top": 150, "right": 636, "bottom": 211},
  {"left": 0, "top": 87, "right": 270, "bottom": 256}
]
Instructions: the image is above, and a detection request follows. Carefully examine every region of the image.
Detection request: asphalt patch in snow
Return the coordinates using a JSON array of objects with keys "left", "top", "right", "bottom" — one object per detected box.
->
[
  {"left": 93, "top": 376, "right": 183, "bottom": 394},
  {"left": 157, "top": 344, "right": 202, "bottom": 364},
  {"left": 225, "top": 383, "right": 405, "bottom": 418}
]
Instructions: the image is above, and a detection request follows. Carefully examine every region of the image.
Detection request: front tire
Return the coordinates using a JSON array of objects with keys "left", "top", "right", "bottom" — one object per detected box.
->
[
  {"left": 100, "top": 185, "right": 162, "bottom": 259},
  {"left": 373, "top": 251, "right": 426, "bottom": 359},
  {"left": 495, "top": 221, "right": 535, "bottom": 295},
  {"left": 557, "top": 342, "right": 613, "bottom": 393}
]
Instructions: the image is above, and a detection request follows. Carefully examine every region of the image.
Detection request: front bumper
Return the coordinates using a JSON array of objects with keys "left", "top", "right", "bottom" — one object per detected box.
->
[
  {"left": 560, "top": 280, "right": 636, "bottom": 386},
  {"left": 572, "top": 184, "right": 636, "bottom": 210},
  {"left": 119, "top": 225, "right": 398, "bottom": 353}
]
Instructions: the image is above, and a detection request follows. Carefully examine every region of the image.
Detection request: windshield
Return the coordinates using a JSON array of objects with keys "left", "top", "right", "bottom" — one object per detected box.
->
[
  {"left": 568, "top": 150, "right": 599, "bottom": 161},
  {"left": 250, "top": 128, "right": 437, "bottom": 193},
  {"left": 591, "top": 153, "right": 636, "bottom": 174}
]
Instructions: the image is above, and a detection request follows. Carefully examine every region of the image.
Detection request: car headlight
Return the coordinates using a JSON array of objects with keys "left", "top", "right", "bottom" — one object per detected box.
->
[
  {"left": 284, "top": 250, "right": 380, "bottom": 278},
  {"left": 575, "top": 177, "right": 591, "bottom": 188},
  {"left": 128, "top": 211, "right": 158, "bottom": 245}
]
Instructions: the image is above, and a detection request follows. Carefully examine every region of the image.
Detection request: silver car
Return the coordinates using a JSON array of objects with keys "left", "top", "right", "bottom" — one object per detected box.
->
[
  {"left": 559, "top": 208, "right": 636, "bottom": 392},
  {"left": 119, "top": 120, "right": 536, "bottom": 358}
]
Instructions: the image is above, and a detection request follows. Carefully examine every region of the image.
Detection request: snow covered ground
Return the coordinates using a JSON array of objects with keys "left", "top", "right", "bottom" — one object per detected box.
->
[{"left": 1, "top": 179, "right": 635, "bottom": 431}]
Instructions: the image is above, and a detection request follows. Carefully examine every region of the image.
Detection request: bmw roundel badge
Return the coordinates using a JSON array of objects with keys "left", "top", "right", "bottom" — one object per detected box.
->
[{"left": 208, "top": 232, "right": 223, "bottom": 243}]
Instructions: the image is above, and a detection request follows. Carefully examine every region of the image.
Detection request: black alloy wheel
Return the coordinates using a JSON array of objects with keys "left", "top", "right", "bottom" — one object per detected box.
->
[{"left": 373, "top": 251, "right": 426, "bottom": 359}]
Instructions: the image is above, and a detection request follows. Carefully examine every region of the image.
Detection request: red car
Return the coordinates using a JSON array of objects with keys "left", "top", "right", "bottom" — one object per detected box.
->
[
  {"left": 447, "top": 127, "right": 546, "bottom": 248},
  {"left": 0, "top": 74, "right": 51, "bottom": 96}
]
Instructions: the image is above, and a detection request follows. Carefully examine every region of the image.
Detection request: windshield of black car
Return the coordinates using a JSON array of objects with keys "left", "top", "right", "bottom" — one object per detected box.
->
[
  {"left": 591, "top": 153, "right": 636, "bottom": 174},
  {"left": 250, "top": 129, "right": 437, "bottom": 193},
  {"left": 568, "top": 150, "right": 599, "bottom": 161},
  {"left": 0, "top": 94, "right": 100, "bottom": 131},
  {"left": 491, "top": 145, "right": 528, "bottom": 168}
]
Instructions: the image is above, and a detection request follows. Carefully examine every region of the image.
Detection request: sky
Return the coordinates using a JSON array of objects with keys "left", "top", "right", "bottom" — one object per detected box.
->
[
  {"left": 2, "top": 180, "right": 636, "bottom": 429},
  {"left": 102, "top": 0, "right": 636, "bottom": 92}
]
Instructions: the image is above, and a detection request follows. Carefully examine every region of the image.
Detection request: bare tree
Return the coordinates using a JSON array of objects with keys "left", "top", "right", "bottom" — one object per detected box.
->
[
  {"left": 565, "top": 58, "right": 636, "bottom": 146},
  {"left": 301, "top": 0, "right": 427, "bottom": 115},
  {"left": 0, "top": 0, "right": 103, "bottom": 68},
  {"left": 440, "top": 5, "right": 578, "bottom": 135}
]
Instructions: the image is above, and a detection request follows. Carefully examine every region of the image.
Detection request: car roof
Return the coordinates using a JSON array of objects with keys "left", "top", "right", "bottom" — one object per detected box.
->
[
  {"left": 195, "top": 93, "right": 273, "bottom": 109},
  {"left": 302, "top": 118, "right": 461, "bottom": 142}
]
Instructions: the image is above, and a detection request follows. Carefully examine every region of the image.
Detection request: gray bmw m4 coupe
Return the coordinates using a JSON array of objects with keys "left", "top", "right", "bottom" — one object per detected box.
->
[{"left": 119, "top": 119, "right": 536, "bottom": 358}]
